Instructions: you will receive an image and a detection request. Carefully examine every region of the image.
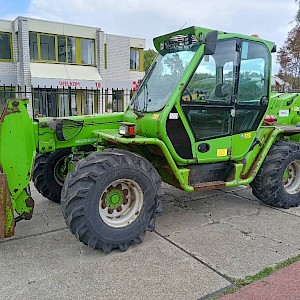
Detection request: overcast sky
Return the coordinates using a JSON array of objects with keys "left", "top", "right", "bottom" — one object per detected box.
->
[{"left": 0, "top": 0, "right": 298, "bottom": 73}]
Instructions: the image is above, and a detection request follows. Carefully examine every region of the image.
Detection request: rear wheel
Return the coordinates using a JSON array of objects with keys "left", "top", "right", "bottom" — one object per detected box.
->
[
  {"left": 33, "top": 149, "right": 70, "bottom": 203},
  {"left": 61, "top": 149, "right": 163, "bottom": 252},
  {"left": 251, "top": 140, "right": 300, "bottom": 208}
]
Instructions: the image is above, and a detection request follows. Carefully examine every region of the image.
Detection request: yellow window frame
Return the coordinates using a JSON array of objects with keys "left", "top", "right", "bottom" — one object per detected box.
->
[
  {"left": 130, "top": 48, "right": 144, "bottom": 72},
  {"left": 0, "top": 32, "right": 13, "bottom": 62},
  {"left": 79, "top": 38, "right": 96, "bottom": 66},
  {"left": 30, "top": 32, "right": 96, "bottom": 66},
  {"left": 37, "top": 33, "right": 57, "bottom": 62},
  {"left": 104, "top": 44, "right": 107, "bottom": 69}
]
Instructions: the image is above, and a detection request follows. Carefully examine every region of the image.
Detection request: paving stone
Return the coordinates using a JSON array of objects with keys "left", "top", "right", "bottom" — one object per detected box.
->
[
  {"left": 2, "top": 183, "right": 299, "bottom": 299},
  {"left": 162, "top": 223, "right": 299, "bottom": 278},
  {"left": 157, "top": 192, "right": 300, "bottom": 278},
  {"left": 0, "top": 231, "right": 230, "bottom": 300}
]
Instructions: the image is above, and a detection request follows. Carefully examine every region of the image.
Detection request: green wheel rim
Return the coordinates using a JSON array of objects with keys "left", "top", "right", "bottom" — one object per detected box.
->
[{"left": 54, "top": 156, "right": 68, "bottom": 186}]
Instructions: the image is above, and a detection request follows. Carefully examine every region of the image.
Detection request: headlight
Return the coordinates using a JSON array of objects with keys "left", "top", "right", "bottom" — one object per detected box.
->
[{"left": 119, "top": 123, "right": 136, "bottom": 137}]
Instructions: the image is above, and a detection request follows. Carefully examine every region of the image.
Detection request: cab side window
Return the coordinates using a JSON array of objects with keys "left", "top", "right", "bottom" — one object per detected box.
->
[
  {"left": 238, "top": 42, "right": 269, "bottom": 104},
  {"left": 233, "top": 41, "right": 270, "bottom": 133}
]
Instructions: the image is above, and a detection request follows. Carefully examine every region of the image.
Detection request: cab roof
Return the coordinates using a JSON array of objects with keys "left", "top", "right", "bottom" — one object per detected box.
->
[{"left": 153, "top": 26, "right": 275, "bottom": 54}]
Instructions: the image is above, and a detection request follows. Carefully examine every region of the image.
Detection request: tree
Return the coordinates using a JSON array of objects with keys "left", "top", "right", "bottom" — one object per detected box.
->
[
  {"left": 296, "top": 0, "right": 300, "bottom": 22},
  {"left": 144, "top": 49, "right": 157, "bottom": 72},
  {"left": 277, "top": 24, "right": 300, "bottom": 89},
  {"left": 164, "top": 53, "right": 185, "bottom": 77}
]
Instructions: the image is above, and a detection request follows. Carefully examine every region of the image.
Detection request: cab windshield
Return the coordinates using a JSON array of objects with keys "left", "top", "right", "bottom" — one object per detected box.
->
[{"left": 131, "top": 44, "right": 199, "bottom": 113}]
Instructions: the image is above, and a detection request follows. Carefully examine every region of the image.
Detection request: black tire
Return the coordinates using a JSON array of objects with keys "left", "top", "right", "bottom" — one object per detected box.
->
[
  {"left": 33, "top": 149, "right": 71, "bottom": 203},
  {"left": 250, "top": 140, "right": 300, "bottom": 208},
  {"left": 61, "top": 149, "right": 163, "bottom": 253}
]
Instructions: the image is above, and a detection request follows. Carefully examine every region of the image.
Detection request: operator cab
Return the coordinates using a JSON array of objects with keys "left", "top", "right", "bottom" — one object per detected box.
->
[{"left": 130, "top": 27, "right": 273, "bottom": 166}]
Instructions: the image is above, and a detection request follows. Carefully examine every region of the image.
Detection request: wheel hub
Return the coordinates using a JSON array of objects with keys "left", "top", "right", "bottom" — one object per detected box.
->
[
  {"left": 283, "top": 160, "right": 300, "bottom": 195},
  {"left": 54, "top": 156, "right": 68, "bottom": 186},
  {"left": 99, "top": 179, "right": 144, "bottom": 228},
  {"left": 104, "top": 188, "right": 124, "bottom": 209}
]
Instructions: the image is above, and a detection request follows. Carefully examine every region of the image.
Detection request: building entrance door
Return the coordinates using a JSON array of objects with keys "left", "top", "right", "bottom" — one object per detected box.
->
[
  {"left": 76, "top": 91, "right": 97, "bottom": 115},
  {"left": 112, "top": 89, "right": 124, "bottom": 112}
]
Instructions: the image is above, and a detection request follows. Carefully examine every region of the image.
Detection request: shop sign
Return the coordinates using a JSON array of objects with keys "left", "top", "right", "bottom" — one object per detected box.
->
[
  {"left": 58, "top": 81, "right": 81, "bottom": 87},
  {"left": 32, "top": 77, "right": 102, "bottom": 89}
]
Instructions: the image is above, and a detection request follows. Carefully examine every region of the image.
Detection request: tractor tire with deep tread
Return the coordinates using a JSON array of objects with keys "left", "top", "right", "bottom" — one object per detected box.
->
[
  {"left": 250, "top": 140, "right": 300, "bottom": 208},
  {"left": 33, "top": 149, "right": 71, "bottom": 203},
  {"left": 61, "top": 149, "right": 163, "bottom": 253}
]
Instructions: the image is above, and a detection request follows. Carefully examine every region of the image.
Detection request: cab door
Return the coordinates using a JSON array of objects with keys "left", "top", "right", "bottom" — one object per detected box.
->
[
  {"left": 231, "top": 41, "right": 270, "bottom": 159},
  {"left": 180, "top": 40, "right": 238, "bottom": 163}
]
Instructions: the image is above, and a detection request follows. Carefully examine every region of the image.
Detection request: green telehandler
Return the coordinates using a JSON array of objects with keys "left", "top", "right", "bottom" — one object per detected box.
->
[{"left": 1, "top": 26, "right": 300, "bottom": 253}]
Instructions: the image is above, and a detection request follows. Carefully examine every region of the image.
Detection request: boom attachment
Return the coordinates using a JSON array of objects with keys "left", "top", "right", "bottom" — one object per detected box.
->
[{"left": 0, "top": 99, "right": 36, "bottom": 239}]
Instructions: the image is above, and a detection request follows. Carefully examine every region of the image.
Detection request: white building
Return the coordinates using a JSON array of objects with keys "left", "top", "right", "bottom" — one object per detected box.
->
[{"left": 0, "top": 17, "right": 145, "bottom": 116}]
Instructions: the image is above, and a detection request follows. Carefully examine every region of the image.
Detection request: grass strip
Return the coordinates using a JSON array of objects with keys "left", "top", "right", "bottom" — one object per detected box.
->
[{"left": 209, "top": 253, "right": 300, "bottom": 300}]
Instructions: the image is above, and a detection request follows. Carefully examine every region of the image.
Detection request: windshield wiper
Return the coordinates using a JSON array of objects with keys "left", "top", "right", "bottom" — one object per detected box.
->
[
  {"left": 133, "top": 96, "right": 144, "bottom": 118},
  {"left": 132, "top": 61, "right": 157, "bottom": 117},
  {"left": 143, "top": 83, "right": 149, "bottom": 112}
]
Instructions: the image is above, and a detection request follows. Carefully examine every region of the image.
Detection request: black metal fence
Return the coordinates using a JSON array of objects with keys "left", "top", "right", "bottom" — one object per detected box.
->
[{"left": 0, "top": 85, "right": 134, "bottom": 117}]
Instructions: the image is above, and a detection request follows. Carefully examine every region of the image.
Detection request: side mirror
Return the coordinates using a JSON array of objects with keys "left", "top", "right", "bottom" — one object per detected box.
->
[{"left": 204, "top": 30, "right": 218, "bottom": 55}]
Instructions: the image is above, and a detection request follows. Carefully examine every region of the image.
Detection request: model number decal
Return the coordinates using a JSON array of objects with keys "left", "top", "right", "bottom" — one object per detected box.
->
[
  {"left": 279, "top": 110, "right": 289, "bottom": 117},
  {"left": 169, "top": 113, "right": 179, "bottom": 119},
  {"left": 75, "top": 138, "right": 97, "bottom": 144}
]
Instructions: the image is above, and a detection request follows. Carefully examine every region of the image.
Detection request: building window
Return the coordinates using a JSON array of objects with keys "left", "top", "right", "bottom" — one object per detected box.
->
[
  {"left": 68, "top": 37, "right": 76, "bottom": 63},
  {"left": 130, "top": 48, "right": 144, "bottom": 71},
  {"left": 81, "top": 39, "right": 95, "bottom": 65},
  {"left": 29, "top": 32, "right": 38, "bottom": 60},
  {"left": 130, "top": 48, "right": 139, "bottom": 70},
  {"left": 40, "top": 34, "right": 56, "bottom": 61},
  {"left": 58, "top": 36, "right": 66, "bottom": 62},
  {"left": 29, "top": 32, "right": 94, "bottom": 65},
  {"left": 112, "top": 89, "right": 124, "bottom": 112},
  {"left": 57, "top": 36, "right": 76, "bottom": 63},
  {"left": 0, "top": 32, "right": 12, "bottom": 60},
  {"left": 33, "top": 87, "right": 98, "bottom": 117},
  {"left": 104, "top": 44, "right": 107, "bottom": 69}
]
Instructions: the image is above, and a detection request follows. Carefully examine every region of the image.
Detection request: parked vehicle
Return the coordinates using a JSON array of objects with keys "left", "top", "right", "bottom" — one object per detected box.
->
[{"left": 1, "top": 26, "right": 300, "bottom": 252}]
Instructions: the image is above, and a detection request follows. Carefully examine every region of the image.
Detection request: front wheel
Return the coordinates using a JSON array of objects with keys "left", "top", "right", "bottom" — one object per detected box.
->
[
  {"left": 251, "top": 140, "right": 300, "bottom": 208},
  {"left": 61, "top": 149, "right": 163, "bottom": 253}
]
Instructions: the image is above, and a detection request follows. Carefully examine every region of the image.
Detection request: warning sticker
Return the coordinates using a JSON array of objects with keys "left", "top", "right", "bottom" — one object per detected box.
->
[
  {"left": 169, "top": 113, "right": 179, "bottom": 119},
  {"left": 244, "top": 132, "right": 252, "bottom": 139},
  {"left": 152, "top": 114, "right": 160, "bottom": 120},
  {"left": 217, "top": 149, "right": 228, "bottom": 157},
  {"left": 279, "top": 110, "right": 289, "bottom": 117}
]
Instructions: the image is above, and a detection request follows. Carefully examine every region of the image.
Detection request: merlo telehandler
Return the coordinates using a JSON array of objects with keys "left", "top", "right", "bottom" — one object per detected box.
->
[{"left": 1, "top": 26, "right": 300, "bottom": 252}]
